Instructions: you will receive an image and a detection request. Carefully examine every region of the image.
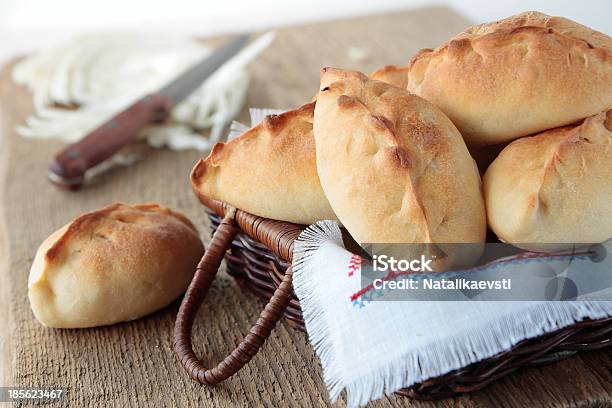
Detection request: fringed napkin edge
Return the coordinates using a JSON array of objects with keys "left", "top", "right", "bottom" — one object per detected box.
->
[{"left": 292, "top": 221, "right": 612, "bottom": 407}]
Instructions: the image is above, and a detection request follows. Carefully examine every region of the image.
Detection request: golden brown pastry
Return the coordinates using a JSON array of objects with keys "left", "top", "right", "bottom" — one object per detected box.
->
[
  {"left": 28, "top": 203, "right": 204, "bottom": 328},
  {"left": 191, "top": 102, "right": 338, "bottom": 224},
  {"left": 313, "top": 68, "right": 486, "bottom": 246},
  {"left": 372, "top": 11, "right": 612, "bottom": 147},
  {"left": 484, "top": 109, "right": 612, "bottom": 251},
  {"left": 370, "top": 64, "right": 410, "bottom": 89}
]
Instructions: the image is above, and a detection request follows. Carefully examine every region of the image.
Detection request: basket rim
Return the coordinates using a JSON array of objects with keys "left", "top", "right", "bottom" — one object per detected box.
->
[{"left": 197, "top": 194, "right": 307, "bottom": 262}]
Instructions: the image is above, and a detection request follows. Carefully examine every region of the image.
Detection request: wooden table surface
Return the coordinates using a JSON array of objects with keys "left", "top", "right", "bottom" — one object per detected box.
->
[{"left": 1, "top": 6, "right": 611, "bottom": 407}]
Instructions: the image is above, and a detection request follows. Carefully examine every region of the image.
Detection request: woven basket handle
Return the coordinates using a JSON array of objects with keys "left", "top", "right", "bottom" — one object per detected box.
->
[{"left": 173, "top": 208, "right": 294, "bottom": 385}]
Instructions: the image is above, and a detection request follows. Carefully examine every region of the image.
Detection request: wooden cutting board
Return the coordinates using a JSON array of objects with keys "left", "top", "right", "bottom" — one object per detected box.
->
[{"left": 1, "top": 6, "right": 610, "bottom": 407}]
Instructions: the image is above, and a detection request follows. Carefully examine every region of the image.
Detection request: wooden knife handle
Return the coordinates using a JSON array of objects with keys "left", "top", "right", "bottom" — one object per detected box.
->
[{"left": 48, "top": 93, "right": 173, "bottom": 189}]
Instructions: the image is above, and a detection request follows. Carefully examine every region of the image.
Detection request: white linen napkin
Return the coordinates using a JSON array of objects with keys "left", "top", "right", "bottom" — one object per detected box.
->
[{"left": 292, "top": 221, "right": 612, "bottom": 407}]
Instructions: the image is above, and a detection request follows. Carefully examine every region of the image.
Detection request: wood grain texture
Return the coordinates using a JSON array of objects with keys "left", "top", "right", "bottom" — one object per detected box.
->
[{"left": 0, "top": 7, "right": 610, "bottom": 407}]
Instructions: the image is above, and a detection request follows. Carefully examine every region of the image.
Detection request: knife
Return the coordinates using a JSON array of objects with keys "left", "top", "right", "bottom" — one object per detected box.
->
[{"left": 48, "top": 34, "right": 250, "bottom": 190}]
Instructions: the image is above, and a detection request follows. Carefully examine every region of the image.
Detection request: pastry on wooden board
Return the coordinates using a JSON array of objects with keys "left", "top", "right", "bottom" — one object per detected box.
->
[{"left": 28, "top": 203, "right": 204, "bottom": 328}]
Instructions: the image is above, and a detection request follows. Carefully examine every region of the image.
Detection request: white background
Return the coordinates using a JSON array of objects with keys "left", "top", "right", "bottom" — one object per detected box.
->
[{"left": 1, "top": 0, "right": 611, "bottom": 65}]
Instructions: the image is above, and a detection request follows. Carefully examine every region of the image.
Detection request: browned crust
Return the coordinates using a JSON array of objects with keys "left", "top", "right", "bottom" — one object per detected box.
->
[
  {"left": 337, "top": 95, "right": 361, "bottom": 109},
  {"left": 370, "top": 62, "right": 412, "bottom": 88},
  {"left": 320, "top": 67, "right": 367, "bottom": 90},
  {"left": 315, "top": 68, "right": 485, "bottom": 244},
  {"left": 407, "top": 48, "right": 434, "bottom": 65},
  {"left": 506, "top": 107, "right": 610, "bottom": 154},
  {"left": 521, "top": 108, "right": 611, "bottom": 181},
  {"left": 263, "top": 102, "right": 314, "bottom": 131},
  {"left": 190, "top": 102, "right": 315, "bottom": 197},
  {"left": 397, "top": 11, "right": 612, "bottom": 146},
  {"left": 483, "top": 108, "right": 611, "bottom": 247},
  {"left": 409, "top": 11, "right": 611, "bottom": 72},
  {"left": 369, "top": 114, "right": 396, "bottom": 134},
  {"left": 371, "top": 12, "right": 611, "bottom": 112},
  {"left": 45, "top": 203, "right": 197, "bottom": 262}
]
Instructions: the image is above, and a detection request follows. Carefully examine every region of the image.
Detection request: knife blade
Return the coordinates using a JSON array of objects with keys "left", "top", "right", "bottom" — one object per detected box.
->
[{"left": 48, "top": 34, "right": 250, "bottom": 190}]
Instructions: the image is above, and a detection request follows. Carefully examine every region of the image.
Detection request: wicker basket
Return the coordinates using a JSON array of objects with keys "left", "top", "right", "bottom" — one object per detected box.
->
[{"left": 173, "top": 196, "right": 612, "bottom": 400}]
